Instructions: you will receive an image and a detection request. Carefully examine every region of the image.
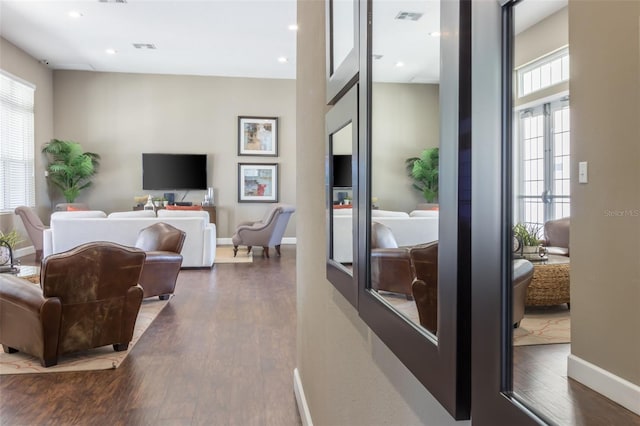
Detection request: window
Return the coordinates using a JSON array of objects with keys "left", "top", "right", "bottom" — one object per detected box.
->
[
  {"left": 0, "top": 70, "right": 35, "bottom": 211},
  {"left": 517, "top": 48, "right": 569, "bottom": 98},
  {"left": 517, "top": 98, "right": 570, "bottom": 227}
]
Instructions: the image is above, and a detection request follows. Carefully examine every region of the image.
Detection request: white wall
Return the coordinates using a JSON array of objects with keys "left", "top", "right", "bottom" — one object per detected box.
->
[{"left": 52, "top": 71, "right": 296, "bottom": 238}]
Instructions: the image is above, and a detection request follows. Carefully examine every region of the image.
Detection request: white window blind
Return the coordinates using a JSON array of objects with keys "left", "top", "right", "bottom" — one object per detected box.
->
[{"left": 0, "top": 70, "right": 35, "bottom": 211}]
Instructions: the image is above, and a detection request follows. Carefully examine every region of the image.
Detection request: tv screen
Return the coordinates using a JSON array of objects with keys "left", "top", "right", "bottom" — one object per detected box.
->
[
  {"left": 142, "top": 153, "right": 208, "bottom": 190},
  {"left": 333, "top": 154, "right": 352, "bottom": 188}
]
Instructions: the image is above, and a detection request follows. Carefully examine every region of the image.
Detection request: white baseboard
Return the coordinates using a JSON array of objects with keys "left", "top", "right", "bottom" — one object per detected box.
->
[
  {"left": 293, "top": 368, "right": 313, "bottom": 426},
  {"left": 216, "top": 237, "right": 297, "bottom": 245},
  {"left": 568, "top": 354, "right": 640, "bottom": 415},
  {"left": 14, "top": 246, "right": 35, "bottom": 259}
]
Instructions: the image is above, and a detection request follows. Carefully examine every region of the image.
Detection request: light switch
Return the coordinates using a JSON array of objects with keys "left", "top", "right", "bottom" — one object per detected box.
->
[{"left": 578, "top": 161, "right": 588, "bottom": 183}]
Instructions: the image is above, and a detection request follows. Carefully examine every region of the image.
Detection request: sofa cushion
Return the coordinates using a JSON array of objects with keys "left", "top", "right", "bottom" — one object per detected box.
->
[
  {"left": 108, "top": 210, "right": 157, "bottom": 218},
  {"left": 410, "top": 210, "right": 439, "bottom": 218},
  {"left": 371, "top": 210, "right": 410, "bottom": 218}
]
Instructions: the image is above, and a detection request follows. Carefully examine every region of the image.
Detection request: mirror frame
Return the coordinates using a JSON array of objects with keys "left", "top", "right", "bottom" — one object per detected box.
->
[
  {"left": 470, "top": 0, "right": 552, "bottom": 423},
  {"left": 326, "top": 0, "right": 359, "bottom": 105},
  {"left": 326, "top": 84, "right": 359, "bottom": 307},
  {"left": 354, "top": 0, "right": 471, "bottom": 419}
]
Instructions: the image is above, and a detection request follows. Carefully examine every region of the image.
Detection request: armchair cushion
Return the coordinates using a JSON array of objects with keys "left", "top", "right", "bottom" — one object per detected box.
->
[{"left": 542, "top": 217, "right": 570, "bottom": 256}]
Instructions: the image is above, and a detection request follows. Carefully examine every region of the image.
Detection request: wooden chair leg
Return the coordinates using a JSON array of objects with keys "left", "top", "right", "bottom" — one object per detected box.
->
[
  {"left": 41, "top": 357, "right": 57, "bottom": 368},
  {"left": 159, "top": 294, "right": 170, "bottom": 301},
  {"left": 275, "top": 245, "right": 281, "bottom": 256},
  {"left": 263, "top": 247, "right": 270, "bottom": 258},
  {"left": 113, "top": 343, "right": 129, "bottom": 352},
  {"left": 3, "top": 345, "right": 18, "bottom": 354},
  {"left": 247, "top": 246, "right": 252, "bottom": 254},
  {"left": 233, "top": 245, "right": 239, "bottom": 257}
]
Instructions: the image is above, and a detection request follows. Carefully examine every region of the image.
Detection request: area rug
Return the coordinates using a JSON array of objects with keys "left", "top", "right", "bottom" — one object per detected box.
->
[
  {"left": 214, "top": 245, "right": 253, "bottom": 264},
  {"left": 0, "top": 298, "right": 169, "bottom": 375},
  {"left": 513, "top": 305, "right": 571, "bottom": 346}
]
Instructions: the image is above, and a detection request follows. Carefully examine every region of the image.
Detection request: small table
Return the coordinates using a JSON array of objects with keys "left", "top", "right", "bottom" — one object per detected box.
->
[{"left": 525, "top": 255, "right": 570, "bottom": 307}]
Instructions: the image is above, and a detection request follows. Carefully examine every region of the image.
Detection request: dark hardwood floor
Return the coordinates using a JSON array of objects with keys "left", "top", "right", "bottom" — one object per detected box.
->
[
  {"left": 0, "top": 247, "right": 301, "bottom": 426},
  {"left": 514, "top": 344, "right": 640, "bottom": 426}
]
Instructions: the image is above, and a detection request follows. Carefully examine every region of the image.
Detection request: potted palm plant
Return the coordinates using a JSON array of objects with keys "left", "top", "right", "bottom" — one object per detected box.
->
[
  {"left": 406, "top": 147, "right": 439, "bottom": 205},
  {"left": 42, "top": 139, "right": 101, "bottom": 203}
]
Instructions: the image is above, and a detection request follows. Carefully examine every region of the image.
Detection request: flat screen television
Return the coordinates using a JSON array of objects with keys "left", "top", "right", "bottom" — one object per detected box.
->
[
  {"left": 333, "top": 154, "right": 352, "bottom": 188},
  {"left": 142, "top": 153, "right": 208, "bottom": 190}
]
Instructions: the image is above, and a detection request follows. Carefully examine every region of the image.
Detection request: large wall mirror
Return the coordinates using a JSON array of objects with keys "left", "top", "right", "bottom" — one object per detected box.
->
[
  {"left": 326, "top": 84, "right": 359, "bottom": 307},
  {"left": 356, "top": 0, "right": 471, "bottom": 419}
]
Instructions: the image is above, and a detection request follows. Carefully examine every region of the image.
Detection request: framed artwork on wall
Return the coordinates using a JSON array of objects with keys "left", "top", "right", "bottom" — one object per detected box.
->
[
  {"left": 238, "top": 116, "right": 278, "bottom": 156},
  {"left": 238, "top": 163, "right": 279, "bottom": 203}
]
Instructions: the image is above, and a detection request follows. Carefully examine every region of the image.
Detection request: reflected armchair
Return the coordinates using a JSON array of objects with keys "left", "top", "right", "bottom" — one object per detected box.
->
[
  {"left": 135, "top": 222, "right": 186, "bottom": 300},
  {"left": 0, "top": 242, "right": 145, "bottom": 367},
  {"left": 232, "top": 204, "right": 295, "bottom": 258},
  {"left": 370, "top": 221, "right": 437, "bottom": 299},
  {"left": 14, "top": 206, "right": 48, "bottom": 262}
]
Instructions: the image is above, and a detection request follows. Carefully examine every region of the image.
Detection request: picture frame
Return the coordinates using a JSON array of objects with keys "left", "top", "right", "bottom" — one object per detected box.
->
[
  {"left": 238, "top": 163, "right": 279, "bottom": 203},
  {"left": 238, "top": 116, "right": 278, "bottom": 156}
]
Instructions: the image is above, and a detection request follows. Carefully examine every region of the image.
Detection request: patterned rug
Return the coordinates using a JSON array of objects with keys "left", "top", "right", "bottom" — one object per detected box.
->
[
  {"left": 513, "top": 305, "right": 571, "bottom": 346},
  {"left": 215, "top": 245, "right": 253, "bottom": 264},
  {"left": 0, "top": 298, "right": 169, "bottom": 374}
]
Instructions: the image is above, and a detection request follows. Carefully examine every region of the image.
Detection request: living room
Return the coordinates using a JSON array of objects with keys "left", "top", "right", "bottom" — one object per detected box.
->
[{"left": 1, "top": 1, "right": 639, "bottom": 425}]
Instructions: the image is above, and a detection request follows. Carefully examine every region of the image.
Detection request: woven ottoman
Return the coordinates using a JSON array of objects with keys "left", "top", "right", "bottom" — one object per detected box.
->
[{"left": 525, "top": 260, "right": 570, "bottom": 307}]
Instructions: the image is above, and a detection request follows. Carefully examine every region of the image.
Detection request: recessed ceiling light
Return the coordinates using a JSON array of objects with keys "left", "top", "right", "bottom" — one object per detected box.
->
[
  {"left": 372, "top": 54, "right": 384, "bottom": 60},
  {"left": 395, "top": 61, "right": 405, "bottom": 67},
  {"left": 133, "top": 43, "right": 157, "bottom": 50},
  {"left": 395, "top": 11, "right": 423, "bottom": 21},
  {"left": 68, "top": 11, "right": 83, "bottom": 18},
  {"left": 278, "top": 57, "right": 288, "bottom": 63},
  {"left": 288, "top": 24, "right": 298, "bottom": 31},
  {"left": 105, "top": 48, "right": 117, "bottom": 55},
  {"left": 429, "top": 31, "right": 441, "bottom": 37}
]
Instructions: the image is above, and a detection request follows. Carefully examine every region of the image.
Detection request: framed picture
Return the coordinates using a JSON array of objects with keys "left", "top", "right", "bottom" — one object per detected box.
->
[
  {"left": 238, "top": 163, "right": 279, "bottom": 203},
  {"left": 238, "top": 116, "right": 278, "bottom": 156}
]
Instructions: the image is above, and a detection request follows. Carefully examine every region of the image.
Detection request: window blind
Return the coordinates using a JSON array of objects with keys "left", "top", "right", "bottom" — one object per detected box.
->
[{"left": 0, "top": 70, "right": 35, "bottom": 211}]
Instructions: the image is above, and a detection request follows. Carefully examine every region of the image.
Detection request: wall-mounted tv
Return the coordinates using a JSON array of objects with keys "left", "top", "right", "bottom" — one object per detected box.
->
[
  {"left": 142, "top": 153, "right": 208, "bottom": 190},
  {"left": 333, "top": 154, "right": 352, "bottom": 188}
]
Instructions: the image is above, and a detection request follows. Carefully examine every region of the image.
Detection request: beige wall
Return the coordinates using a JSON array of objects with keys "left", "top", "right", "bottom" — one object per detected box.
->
[
  {"left": 569, "top": 1, "right": 640, "bottom": 385},
  {"left": 514, "top": 7, "right": 569, "bottom": 107},
  {"left": 372, "top": 83, "right": 439, "bottom": 213},
  {"left": 0, "top": 38, "right": 53, "bottom": 249},
  {"left": 296, "top": 1, "right": 464, "bottom": 425},
  {"left": 52, "top": 71, "right": 296, "bottom": 238}
]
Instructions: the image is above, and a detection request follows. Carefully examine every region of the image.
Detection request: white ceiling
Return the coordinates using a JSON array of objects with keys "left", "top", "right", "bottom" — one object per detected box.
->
[
  {"left": 0, "top": 0, "right": 298, "bottom": 79},
  {"left": 0, "top": 0, "right": 566, "bottom": 83}
]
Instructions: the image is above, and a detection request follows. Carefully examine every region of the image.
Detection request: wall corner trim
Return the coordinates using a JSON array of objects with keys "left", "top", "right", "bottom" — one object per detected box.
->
[
  {"left": 567, "top": 354, "right": 640, "bottom": 415},
  {"left": 293, "top": 368, "right": 314, "bottom": 426}
]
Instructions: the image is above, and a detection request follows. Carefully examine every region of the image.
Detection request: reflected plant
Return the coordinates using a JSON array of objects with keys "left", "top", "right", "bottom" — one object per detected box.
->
[{"left": 406, "top": 148, "right": 439, "bottom": 203}]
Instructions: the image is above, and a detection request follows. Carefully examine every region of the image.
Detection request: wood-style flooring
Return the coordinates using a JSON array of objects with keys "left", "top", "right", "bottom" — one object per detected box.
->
[
  {"left": 0, "top": 247, "right": 301, "bottom": 426},
  {"left": 514, "top": 344, "right": 640, "bottom": 426},
  {"left": 2, "top": 248, "right": 638, "bottom": 426}
]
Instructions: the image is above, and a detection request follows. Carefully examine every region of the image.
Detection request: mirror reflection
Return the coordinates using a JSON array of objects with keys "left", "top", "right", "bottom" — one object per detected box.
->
[
  {"left": 331, "top": 0, "right": 355, "bottom": 73},
  {"left": 369, "top": 0, "right": 440, "bottom": 335},
  {"left": 330, "top": 123, "right": 354, "bottom": 272},
  {"left": 510, "top": 1, "right": 572, "bottom": 423}
]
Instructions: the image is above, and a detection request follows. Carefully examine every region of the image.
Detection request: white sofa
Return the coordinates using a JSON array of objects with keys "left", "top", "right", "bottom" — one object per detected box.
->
[
  {"left": 332, "top": 209, "right": 439, "bottom": 263},
  {"left": 42, "top": 210, "right": 216, "bottom": 267}
]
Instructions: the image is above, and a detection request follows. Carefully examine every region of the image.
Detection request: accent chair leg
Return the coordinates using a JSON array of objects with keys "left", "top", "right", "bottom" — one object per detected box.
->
[
  {"left": 41, "top": 357, "right": 57, "bottom": 368},
  {"left": 247, "top": 246, "right": 252, "bottom": 254},
  {"left": 35, "top": 250, "right": 43, "bottom": 263},
  {"left": 113, "top": 343, "right": 129, "bottom": 352},
  {"left": 159, "top": 294, "right": 170, "bottom": 301},
  {"left": 233, "top": 246, "right": 239, "bottom": 257},
  {"left": 514, "top": 321, "right": 521, "bottom": 329},
  {"left": 275, "top": 245, "right": 281, "bottom": 256},
  {"left": 263, "top": 247, "right": 270, "bottom": 258}
]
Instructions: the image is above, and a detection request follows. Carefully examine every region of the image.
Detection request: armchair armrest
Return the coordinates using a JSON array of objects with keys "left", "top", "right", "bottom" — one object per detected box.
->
[{"left": 371, "top": 247, "right": 414, "bottom": 296}]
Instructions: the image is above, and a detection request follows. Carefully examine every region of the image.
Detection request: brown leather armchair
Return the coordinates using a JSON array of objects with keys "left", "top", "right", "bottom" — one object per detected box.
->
[
  {"left": 0, "top": 242, "right": 145, "bottom": 367},
  {"left": 14, "top": 206, "right": 48, "bottom": 262},
  {"left": 134, "top": 222, "right": 186, "bottom": 300},
  {"left": 370, "top": 221, "right": 437, "bottom": 299},
  {"left": 412, "top": 256, "right": 534, "bottom": 335},
  {"left": 232, "top": 204, "right": 295, "bottom": 258}
]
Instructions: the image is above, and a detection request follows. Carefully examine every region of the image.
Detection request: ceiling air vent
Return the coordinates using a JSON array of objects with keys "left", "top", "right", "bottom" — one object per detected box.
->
[
  {"left": 372, "top": 54, "right": 384, "bottom": 60},
  {"left": 133, "top": 43, "right": 157, "bottom": 50},
  {"left": 98, "top": 0, "right": 127, "bottom": 3},
  {"left": 395, "top": 11, "right": 423, "bottom": 21}
]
